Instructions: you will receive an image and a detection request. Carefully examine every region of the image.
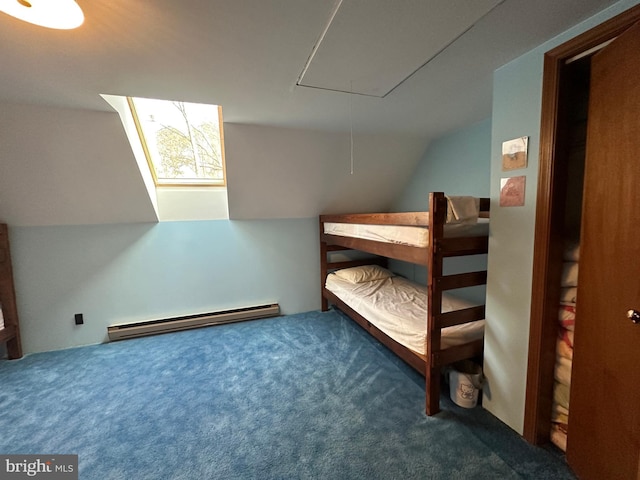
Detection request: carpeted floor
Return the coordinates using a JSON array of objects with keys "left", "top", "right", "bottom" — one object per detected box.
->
[{"left": 0, "top": 310, "right": 575, "bottom": 479}]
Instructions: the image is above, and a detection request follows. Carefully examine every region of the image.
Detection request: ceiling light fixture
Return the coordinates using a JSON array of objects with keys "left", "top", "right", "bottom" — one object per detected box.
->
[{"left": 0, "top": 0, "right": 84, "bottom": 30}]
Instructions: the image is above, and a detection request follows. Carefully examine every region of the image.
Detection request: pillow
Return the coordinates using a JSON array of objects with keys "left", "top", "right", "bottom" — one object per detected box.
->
[
  {"left": 333, "top": 265, "right": 394, "bottom": 283},
  {"left": 445, "top": 196, "right": 480, "bottom": 225}
]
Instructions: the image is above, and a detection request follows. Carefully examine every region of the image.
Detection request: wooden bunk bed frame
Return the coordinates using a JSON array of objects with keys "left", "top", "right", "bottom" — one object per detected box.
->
[{"left": 319, "top": 192, "right": 490, "bottom": 415}]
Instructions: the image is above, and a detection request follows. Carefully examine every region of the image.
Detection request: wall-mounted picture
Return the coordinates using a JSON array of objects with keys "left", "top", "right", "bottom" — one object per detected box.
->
[
  {"left": 502, "top": 136, "right": 528, "bottom": 171},
  {"left": 500, "top": 176, "right": 526, "bottom": 207}
]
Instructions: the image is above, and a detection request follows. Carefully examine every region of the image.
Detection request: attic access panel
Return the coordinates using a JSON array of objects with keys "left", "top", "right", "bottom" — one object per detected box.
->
[{"left": 297, "top": 0, "right": 503, "bottom": 97}]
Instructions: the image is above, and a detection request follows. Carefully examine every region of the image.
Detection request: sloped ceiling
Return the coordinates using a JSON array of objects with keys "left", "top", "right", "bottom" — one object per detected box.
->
[
  {"left": 0, "top": 0, "right": 618, "bottom": 134},
  {"left": 224, "top": 124, "right": 427, "bottom": 219},
  {"left": 0, "top": 0, "right": 620, "bottom": 226},
  {"left": 0, "top": 104, "right": 158, "bottom": 226}
]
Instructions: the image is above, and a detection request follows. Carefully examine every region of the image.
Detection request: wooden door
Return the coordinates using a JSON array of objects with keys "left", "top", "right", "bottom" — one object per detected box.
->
[{"left": 566, "top": 22, "right": 640, "bottom": 480}]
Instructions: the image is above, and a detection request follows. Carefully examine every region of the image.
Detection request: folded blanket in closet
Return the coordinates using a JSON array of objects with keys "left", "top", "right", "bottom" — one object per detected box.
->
[
  {"left": 561, "top": 262, "right": 579, "bottom": 287},
  {"left": 553, "top": 421, "right": 568, "bottom": 435},
  {"left": 554, "top": 381, "right": 571, "bottom": 410},
  {"left": 552, "top": 400, "right": 569, "bottom": 423},
  {"left": 556, "top": 337, "right": 573, "bottom": 360},
  {"left": 558, "top": 304, "right": 575, "bottom": 330},
  {"left": 551, "top": 424, "right": 568, "bottom": 452},
  {"left": 559, "top": 327, "right": 574, "bottom": 349},
  {"left": 445, "top": 196, "right": 479, "bottom": 225},
  {"left": 552, "top": 241, "right": 577, "bottom": 455},
  {"left": 560, "top": 287, "right": 578, "bottom": 305},
  {"left": 563, "top": 241, "right": 580, "bottom": 262},
  {"left": 554, "top": 355, "right": 572, "bottom": 386}
]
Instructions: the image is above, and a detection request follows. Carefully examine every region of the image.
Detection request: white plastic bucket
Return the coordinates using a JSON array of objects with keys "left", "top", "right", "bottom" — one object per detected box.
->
[{"left": 449, "top": 360, "right": 483, "bottom": 408}]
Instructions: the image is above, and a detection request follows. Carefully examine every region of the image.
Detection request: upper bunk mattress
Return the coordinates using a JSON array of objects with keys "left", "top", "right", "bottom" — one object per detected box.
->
[
  {"left": 323, "top": 218, "right": 489, "bottom": 248},
  {"left": 325, "top": 273, "right": 485, "bottom": 355}
]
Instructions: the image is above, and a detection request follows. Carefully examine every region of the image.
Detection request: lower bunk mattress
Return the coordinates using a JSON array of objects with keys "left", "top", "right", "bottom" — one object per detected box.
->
[{"left": 325, "top": 268, "right": 485, "bottom": 356}]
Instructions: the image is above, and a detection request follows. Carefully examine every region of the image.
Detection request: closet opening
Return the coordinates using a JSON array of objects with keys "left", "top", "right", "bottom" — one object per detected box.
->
[
  {"left": 545, "top": 54, "right": 589, "bottom": 452},
  {"left": 523, "top": 5, "right": 640, "bottom": 448}
]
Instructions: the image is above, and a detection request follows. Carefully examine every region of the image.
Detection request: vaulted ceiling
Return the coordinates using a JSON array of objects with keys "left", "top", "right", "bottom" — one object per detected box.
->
[{"left": 0, "top": 0, "right": 620, "bottom": 226}]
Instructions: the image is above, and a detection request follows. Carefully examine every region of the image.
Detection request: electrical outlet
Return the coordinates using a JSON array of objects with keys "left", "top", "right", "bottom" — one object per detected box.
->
[{"left": 74, "top": 313, "right": 84, "bottom": 325}]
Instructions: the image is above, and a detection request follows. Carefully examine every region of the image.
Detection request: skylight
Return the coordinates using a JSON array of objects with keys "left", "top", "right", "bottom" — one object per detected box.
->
[{"left": 128, "top": 97, "right": 226, "bottom": 186}]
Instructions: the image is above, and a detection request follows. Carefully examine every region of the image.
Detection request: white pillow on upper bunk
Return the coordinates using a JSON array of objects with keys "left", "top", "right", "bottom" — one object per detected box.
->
[
  {"left": 445, "top": 196, "right": 480, "bottom": 225},
  {"left": 333, "top": 265, "right": 394, "bottom": 284}
]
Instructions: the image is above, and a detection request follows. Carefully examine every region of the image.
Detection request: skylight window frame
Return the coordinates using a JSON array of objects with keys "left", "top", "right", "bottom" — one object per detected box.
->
[{"left": 127, "top": 97, "right": 227, "bottom": 188}]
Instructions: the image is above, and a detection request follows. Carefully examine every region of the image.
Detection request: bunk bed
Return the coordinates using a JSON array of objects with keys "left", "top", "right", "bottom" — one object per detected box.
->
[{"left": 319, "top": 192, "right": 490, "bottom": 415}]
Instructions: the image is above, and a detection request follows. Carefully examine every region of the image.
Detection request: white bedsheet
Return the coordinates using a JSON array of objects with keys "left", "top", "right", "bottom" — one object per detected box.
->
[
  {"left": 323, "top": 219, "right": 489, "bottom": 248},
  {"left": 325, "top": 274, "right": 485, "bottom": 355}
]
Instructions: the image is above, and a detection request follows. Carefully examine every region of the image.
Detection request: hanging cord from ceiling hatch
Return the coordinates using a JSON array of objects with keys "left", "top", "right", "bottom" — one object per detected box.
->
[{"left": 350, "top": 80, "right": 354, "bottom": 175}]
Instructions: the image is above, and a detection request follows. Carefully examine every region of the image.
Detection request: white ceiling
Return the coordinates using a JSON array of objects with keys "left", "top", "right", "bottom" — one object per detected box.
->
[{"left": 0, "top": 0, "right": 619, "bottom": 138}]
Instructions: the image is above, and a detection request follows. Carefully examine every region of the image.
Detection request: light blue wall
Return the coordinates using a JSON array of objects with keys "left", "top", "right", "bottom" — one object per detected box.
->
[
  {"left": 391, "top": 119, "right": 491, "bottom": 302},
  {"left": 484, "top": 0, "right": 640, "bottom": 433},
  {"left": 394, "top": 117, "right": 492, "bottom": 212},
  {"left": 10, "top": 219, "right": 319, "bottom": 354}
]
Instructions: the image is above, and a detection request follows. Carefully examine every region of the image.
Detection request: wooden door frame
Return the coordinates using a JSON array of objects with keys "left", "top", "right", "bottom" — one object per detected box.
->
[{"left": 523, "top": 4, "right": 640, "bottom": 445}]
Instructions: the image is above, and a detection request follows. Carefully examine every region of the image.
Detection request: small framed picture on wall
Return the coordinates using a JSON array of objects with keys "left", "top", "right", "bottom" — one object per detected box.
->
[
  {"left": 502, "top": 136, "right": 528, "bottom": 171},
  {"left": 500, "top": 176, "right": 526, "bottom": 207}
]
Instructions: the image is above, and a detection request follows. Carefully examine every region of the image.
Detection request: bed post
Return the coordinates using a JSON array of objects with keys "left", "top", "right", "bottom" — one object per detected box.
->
[
  {"left": 426, "top": 192, "right": 447, "bottom": 415},
  {"left": 319, "top": 216, "right": 329, "bottom": 312}
]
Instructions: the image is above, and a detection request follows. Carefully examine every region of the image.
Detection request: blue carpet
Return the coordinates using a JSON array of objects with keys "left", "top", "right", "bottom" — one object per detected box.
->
[{"left": 0, "top": 310, "right": 575, "bottom": 479}]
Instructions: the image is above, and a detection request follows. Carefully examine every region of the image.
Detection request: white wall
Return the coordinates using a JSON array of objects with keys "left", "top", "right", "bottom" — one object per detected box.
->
[
  {"left": 101, "top": 94, "right": 159, "bottom": 219},
  {"left": 484, "top": 0, "right": 640, "bottom": 433},
  {"left": 156, "top": 188, "right": 229, "bottom": 221}
]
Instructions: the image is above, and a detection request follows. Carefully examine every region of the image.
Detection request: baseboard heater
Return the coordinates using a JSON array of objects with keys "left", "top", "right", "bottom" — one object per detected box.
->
[{"left": 107, "top": 303, "right": 280, "bottom": 341}]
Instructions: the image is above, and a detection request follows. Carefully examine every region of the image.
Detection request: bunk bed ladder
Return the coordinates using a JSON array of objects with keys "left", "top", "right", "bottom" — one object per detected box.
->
[
  {"left": 426, "top": 192, "right": 489, "bottom": 415},
  {"left": 426, "top": 192, "right": 447, "bottom": 415}
]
